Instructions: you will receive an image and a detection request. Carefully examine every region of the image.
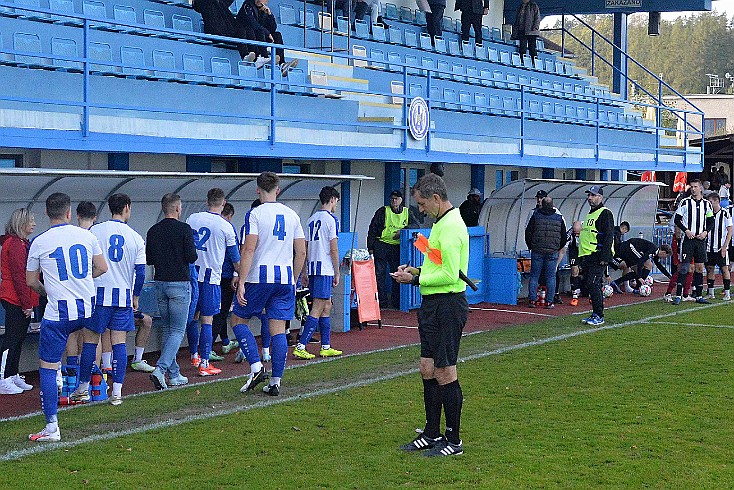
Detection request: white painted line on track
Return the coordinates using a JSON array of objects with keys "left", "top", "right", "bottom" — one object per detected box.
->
[
  {"left": 371, "top": 323, "right": 418, "bottom": 329},
  {"left": 468, "top": 307, "right": 554, "bottom": 317},
  {"left": 0, "top": 301, "right": 726, "bottom": 462}
]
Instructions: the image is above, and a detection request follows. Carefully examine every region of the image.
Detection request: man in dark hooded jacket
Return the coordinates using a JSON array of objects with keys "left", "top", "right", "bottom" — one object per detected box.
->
[
  {"left": 525, "top": 197, "right": 566, "bottom": 309},
  {"left": 192, "top": 0, "right": 254, "bottom": 60},
  {"left": 454, "top": 0, "right": 488, "bottom": 46},
  {"left": 512, "top": 0, "right": 541, "bottom": 65}
]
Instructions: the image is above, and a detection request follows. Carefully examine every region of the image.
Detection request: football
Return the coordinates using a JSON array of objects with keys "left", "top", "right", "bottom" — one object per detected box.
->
[
  {"left": 602, "top": 284, "right": 614, "bottom": 298},
  {"left": 644, "top": 276, "right": 654, "bottom": 286},
  {"left": 639, "top": 284, "right": 652, "bottom": 297}
]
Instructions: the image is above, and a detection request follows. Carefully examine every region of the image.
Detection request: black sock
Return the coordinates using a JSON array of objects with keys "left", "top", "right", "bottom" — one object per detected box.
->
[
  {"left": 694, "top": 272, "right": 704, "bottom": 297},
  {"left": 439, "top": 379, "right": 463, "bottom": 444},
  {"left": 725, "top": 279, "right": 731, "bottom": 291},
  {"left": 676, "top": 273, "right": 688, "bottom": 297},
  {"left": 570, "top": 276, "right": 579, "bottom": 291},
  {"left": 422, "top": 378, "right": 442, "bottom": 438},
  {"left": 708, "top": 279, "right": 715, "bottom": 291}
]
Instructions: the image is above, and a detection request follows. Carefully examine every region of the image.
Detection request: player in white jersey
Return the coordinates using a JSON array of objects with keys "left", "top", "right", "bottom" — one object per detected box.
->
[
  {"left": 26, "top": 193, "right": 107, "bottom": 442},
  {"left": 83, "top": 193, "right": 146, "bottom": 406},
  {"left": 294, "top": 186, "right": 342, "bottom": 360},
  {"left": 705, "top": 193, "right": 733, "bottom": 300},
  {"left": 231, "top": 172, "right": 306, "bottom": 396},
  {"left": 185, "top": 188, "right": 240, "bottom": 376}
]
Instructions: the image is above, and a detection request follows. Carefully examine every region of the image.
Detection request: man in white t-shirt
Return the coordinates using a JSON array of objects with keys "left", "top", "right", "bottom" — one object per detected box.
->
[
  {"left": 86, "top": 193, "right": 146, "bottom": 406},
  {"left": 26, "top": 192, "right": 107, "bottom": 442},
  {"left": 231, "top": 172, "right": 306, "bottom": 396},
  {"left": 185, "top": 188, "right": 240, "bottom": 376},
  {"left": 294, "top": 186, "right": 342, "bottom": 360}
]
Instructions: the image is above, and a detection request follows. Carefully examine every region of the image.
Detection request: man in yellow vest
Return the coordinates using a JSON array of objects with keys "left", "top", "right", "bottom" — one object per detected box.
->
[
  {"left": 578, "top": 185, "right": 615, "bottom": 326},
  {"left": 368, "top": 190, "right": 409, "bottom": 309}
]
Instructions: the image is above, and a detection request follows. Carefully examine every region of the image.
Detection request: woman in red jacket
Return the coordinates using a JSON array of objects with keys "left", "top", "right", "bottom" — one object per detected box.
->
[{"left": 0, "top": 208, "right": 39, "bottom": 394}]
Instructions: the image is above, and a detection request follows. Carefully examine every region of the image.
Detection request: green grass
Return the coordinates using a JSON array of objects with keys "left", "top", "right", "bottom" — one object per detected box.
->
[{"left": 2, "top": 301, "right": 734, "bottom": 488}]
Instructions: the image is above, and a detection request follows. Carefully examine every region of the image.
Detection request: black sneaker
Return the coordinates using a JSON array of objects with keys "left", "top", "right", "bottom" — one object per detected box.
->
[
  {"left": 399, "top": 434, "right": 443, "bottom": 452},
  {"left": 240, "top": 367, "right": 269, "bottom": 393},
  {"left": 262, "top": 383, "right": 280, "bottom": 396},
  {"left": 424, "top": 439, "right": 463, "bottom": 457}
]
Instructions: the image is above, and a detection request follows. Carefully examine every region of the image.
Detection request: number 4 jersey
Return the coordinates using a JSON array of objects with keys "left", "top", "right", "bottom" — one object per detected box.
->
[
  {"left": 242, "top": 202, "right": 305, "bottom": 284},
  {"left": 27, "top": 223, "right": 103, "bottom": 321},
  {"left": 90, "top": 219, "right": 146, "bottom": 307}
]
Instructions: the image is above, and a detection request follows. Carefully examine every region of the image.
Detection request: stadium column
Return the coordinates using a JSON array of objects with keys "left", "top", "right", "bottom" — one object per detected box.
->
[
  {"left": 600, "top": 169, "right": 609, "bottom": 181},
  {"left": 108, "top": 153, "right": 129, "bottom": 171},
  {"left": 470, "top": 164, "right": 485, "bottom": 196},
  {"left": 384, "top": 162, "right": 402, "bottom": 204},
  {"left": 341, "top": 161, "right": 351, "bottom": 232},
  {"left": 612, "top": 12, "right": 628, "bottom": 100}
]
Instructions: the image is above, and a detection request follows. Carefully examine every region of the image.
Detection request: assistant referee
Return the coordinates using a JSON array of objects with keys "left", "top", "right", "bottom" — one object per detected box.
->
[{"left": 392, "top": 173, "right": 469, "bottom": 458}]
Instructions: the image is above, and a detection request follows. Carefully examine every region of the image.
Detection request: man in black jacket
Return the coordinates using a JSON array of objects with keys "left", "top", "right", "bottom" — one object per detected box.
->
[
  {"left": 425, "top": 0, "right": 446, "bottom": 45},
  {"left": 253, "top": 0, "right": 299, "bottom": 75},
  {"left": 525, "top": 197, "right": 566, "bottom": 309},
  {"left": 192, "top": 0, "right": 255, "bottom": 60},
  {"left": 454, "top": 0, "right": 488, "bottom": 46},
  {"left": 512, "top": 0, "right": 541, "bottom": 65}
]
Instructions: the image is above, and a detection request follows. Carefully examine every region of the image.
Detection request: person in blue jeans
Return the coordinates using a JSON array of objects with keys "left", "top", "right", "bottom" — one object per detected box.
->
[
  {"left": 524, "top": 197, "right": 567, "bottom": 309},
  {"left": 146, "top": 193, "right": 198, "bottom": 389}
]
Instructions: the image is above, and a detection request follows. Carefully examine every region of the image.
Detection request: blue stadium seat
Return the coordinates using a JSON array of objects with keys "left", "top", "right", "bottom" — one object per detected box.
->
[
  {"left": 415, "top": 10, "right": 426, "bottom": 26},
  {"left": 429, "top": 85, "right": 441, "bottom": 107},
  {"left": 528, "top": 99, "right": 540, "bottom": 118},
  {"left": 541, "top": 79, "right": 552, "bottom": 94},
  {"left": 491, "top": 27, "right": 502, "bottom": 41},
  {"left": 404, "top": 30, "right": 418, "bottom": 48},
  {"left": 443, "top": 88, "right": 457, "bottom": 110},
  {"left": 543, "top": 59, "right": 554, "bottom": 72},
  {"left": 466, "top": 65, "right": 478, "bottom": 84},
  {"left": 500, "top": 50, "right": 511, "bottom": 64},
  {"left": 287, "top": 68, "right": 306, "bottom": 93},
  {"left": 370, "top": 48, "right": 385, "bottom": 69},
  {"left": 336, "top": 16, "right": 349, "bottom": 34},
  {"left": 459, "top": 90, "right": 471, "bottom": 111},
  {"left": 299, "top": 9, "right": 315, "bottom": 29},
  {"left": 442, "top": 16, "right": 453, "bottom": 33},
  {"left": 576, "top": 106, "right": 587, "bottom": 123},
  {"left": 489, "top": 94, "right": 501, "bottom": 114},
  {"left": 399, "top": 5, "right": 413, "bottom": 24},
  {"left": 113, "top": 4, "right": 138, "bottom": 31},
  {"left": 261, "top": 64, "right": 284, "bottom": 90},
  {"left": 387, "top": 25, "right": 402, "bottom": 44},
  {"left": 522, "top": 54, "right": 534, "bottom": 69},
  {"left": 503, "top": 96, "right": 519, "bottom": 116},
  {"left": 479, "top": 68, "right": 491, "bottom": 86},
  {"left": 420, "top": 56, "right": 435, "bottom": 76},
  {"left": 89, "top": 41, "right": 117, "bottom": 75},
  {"left": 279, "top": 5, "right": 296, "bottom": 25},
  {"left": 448, "top": 39, "right": 460, "bottom": 56},
  {"left": 419, "top": 32, "right": 432, "bottom": 51},
  {"left": 475, "top": 92, "right": 487, "bottom": 113},
  {"left": 384, "top": 3, "right": 398, "bottom": 20},
  {"left": 541, "top": 101, "right": 553, "bottom": 120},
  {"left": 518, "top": 74, "right": 529, "bottom": 88},
  {"left": 493, "top": 69, "right": 506, "bottom": 88},
  {"left": 436, "top": 59, "right": 450, "bottom": 79},
  {"left": 506, "top": 72, "right": 518, "bottom": 89},
  {"left": 433, "top": 36, "right": 446, "bottom": 54},
  {"left": 14, "top": 0, "right": 50, "bottom": 22},
  {"left": 51, "top": 37, "right": 81, "bottom": 71},
  {"left": 408, "top": 82, "right": 424, "bottom": 98},
  {"left": 387, "top": 51, "right": 401, "bottom": 71},
  {"left": 455, "top": 19, "right": 461, "bottom": 34},
  {"left": 481, "top": 26, "right": 490, "bottom": 41},
  {"left": 121, "top": 45, "right": 148, "bottom": 78},
  {"left": 451, "top": 62, "right": 465, "bottom": 82},
  {"left": 511, "top": 52, "right": 522, "bottom": 66},
  {"left": 13, "top": 32, "right": 44, "bottom": 67},
  {"left": 537, "top": 38, "right": 545, "bottom": 51},
  {"left": 372, "top": 23, "right": 386, "bottom": 42},
  {"left": 144, "top": 9, "right": 166, "bottom": 37},
  {"left": 475, "top": 43, "right": 487, "bottom": 60},
  {"left": 172, "top": 14, "right": 193, "bottom": 32},
  {"left": 182, "top": 53, "right": 208, "bottom": 83},
  {"left": 355, "top": 19, "right": 370, "bottom": 38},
  {"left": 488, "top": 48, "right": 498, "bottom": 62},
  {"left": 460, "top": 41, "right": 473, "bottom": 58},
  {"left": 211, "top": 57, "right": 234, "bottom": 86},
  {"left": 151, "top": 49, "right": 179, "bottom": 81},
  {"left": 529, "top": 76, "right": 541, "bottom": 91},
  {"left": 554, "top": 61, "right": 564, "bottom": 75},
  {"left": 49, "top": 0, "right": 79, "bottom": 25},
  {"left": 405, "top": 54, "right": 418, "bottom": 74},
  {"left": 83, "top": 0, "right": 110, "bottom": 29},
  {"left": 237, "top": 61, "right": 259, "bottom": 89}
]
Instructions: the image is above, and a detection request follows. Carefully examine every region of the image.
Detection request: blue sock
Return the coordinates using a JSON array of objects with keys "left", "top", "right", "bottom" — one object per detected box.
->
[
  {"left": 299, "top": 316, "right": 319, "bottom": 345},
  {"left": 259, "top": 314, "right": 270, "bottom": 349},
  {"left": 199, "top": 323, "right": 213, "bottom": 360},
  {"left": 39, "top": 367, "right": 58, "bottom": 424},
  {"left": 66, "top": 355, "right": 79, "bottom": 367},
  {"left": 233, "top": 323, "right": 261, "bottom": 364},
  {"left": 186, "top": 319, "right": 199, "bottom": 356},
  {"left": 319, "top": 316, "right": 331, "bottom": 347},
  {"left": 111, "top": 343, "right": 127, "bottom": 385},
  {"left": 79, "top": 342, "right": 97, "bottom": 384},
  {"left": 221, "top": 337, "right": 230, "bottom": 346},
  {"left": 271, "top": 333, "right": 287, "bottom": 378}
]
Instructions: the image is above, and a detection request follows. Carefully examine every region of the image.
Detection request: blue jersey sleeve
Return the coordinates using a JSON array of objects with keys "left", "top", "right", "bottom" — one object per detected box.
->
[
  {"left": 226, "top": 244, "right": 241, "bottom": 265},
  {"left": 133, "top": 264, "right": 146, "bottom": 297}
]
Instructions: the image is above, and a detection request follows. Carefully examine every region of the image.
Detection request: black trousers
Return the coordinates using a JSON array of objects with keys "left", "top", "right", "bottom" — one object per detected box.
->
[
  {"left": 212, "top": 277, "right": 235, "bottom": 342},
  {"left": 518, "top": 33, "right": 537, "bottom": 61},
  {"left": 425, "top": 4, "right": 445, "bottom": 42},
  {"left": 582, "top": 261, "right": 605, "bottom": 317},
  {"left": 271, "top": 30, "right": 285, "bottom": 63},
  {"left": 460, "top": 11, "right": 483, "bottom": 45},
  {"left": 0, "top": 300, "right": 31, "bottom": 377},
  {"left": 373, "top": 240, "right": 401, "bottom": 308}
]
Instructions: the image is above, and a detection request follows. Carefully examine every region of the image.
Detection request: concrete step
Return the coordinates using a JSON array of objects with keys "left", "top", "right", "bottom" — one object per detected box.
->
[
  {"left": 341, "top": 91, "right": 393, "bottom": 104},
  {"left": 358, "top": 100, "right": 402, "bottom": 124}
]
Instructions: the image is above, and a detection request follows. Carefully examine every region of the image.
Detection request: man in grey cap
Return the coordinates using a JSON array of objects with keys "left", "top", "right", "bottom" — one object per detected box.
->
[
  {"left": 459, "top": 188, "right": 483, "bottom": 227},
  {"left": 578, "top": 185, "right": 615, "bottom": 326}
]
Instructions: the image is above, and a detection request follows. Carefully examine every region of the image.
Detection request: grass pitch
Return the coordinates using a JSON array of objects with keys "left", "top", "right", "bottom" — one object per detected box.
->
[{"left": 2, "top": 301, "right": 734, "bottom": 488}]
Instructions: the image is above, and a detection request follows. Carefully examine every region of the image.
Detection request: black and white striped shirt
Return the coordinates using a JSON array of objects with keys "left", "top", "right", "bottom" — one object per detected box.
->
[
  {"left": 708, "top": 208, "right": 732, "bottom": 252},
  {"left": 675, "top": 196, "right": 713, "bottom": 237}
]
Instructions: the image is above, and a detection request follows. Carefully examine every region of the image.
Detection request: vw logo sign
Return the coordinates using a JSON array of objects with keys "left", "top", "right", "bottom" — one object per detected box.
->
[{"left": 408, "top": 97, "right": 430, "bottom": 141}]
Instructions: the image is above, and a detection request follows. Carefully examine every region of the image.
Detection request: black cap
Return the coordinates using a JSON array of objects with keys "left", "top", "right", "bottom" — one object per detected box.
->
[
  {"left": 585, "top": 185, "right": 603, "bottom": 196},
  {"left": 390, "top": 190, "right": 403, "bottom": 199},
  {"left": 535, "top": 190, "right": 548, "bottom": 199}
]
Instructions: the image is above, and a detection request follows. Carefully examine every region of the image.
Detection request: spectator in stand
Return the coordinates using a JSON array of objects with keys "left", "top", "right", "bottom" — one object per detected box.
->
[
  {"left": 0, "top": 209, "right": 39, "bottom": 395},
  {"left": 454, "top": 0, "right": 488, "bottom": 46},
  {"left": 459, "top": 188, "right": 483, "bottom": 227},
  {"left": 512, "top": 0, "right": 541, "bottom": 66},
  {"left": 236, "top": 0, "right": 278, "bottom": 69},
  {"left": 253, "top": 0, "right": 299, "bottom": 75},
  {"left": 354, "top": 0, "right": 383, "bottom": 29},
  {"left": 368, "top": 190, "right": 409, "bottom": 309},
  {"left": 192, "top": 0, "right": 259, "bottom": 62},
  {"left": 525, "top": 197, "right": 566, "bottom": 309},
  {"left": 425, "top": 0, "right": 446, "bottom": 46},
  {"left": 719, "top": 181, "right": 730, "bottom": 209}
]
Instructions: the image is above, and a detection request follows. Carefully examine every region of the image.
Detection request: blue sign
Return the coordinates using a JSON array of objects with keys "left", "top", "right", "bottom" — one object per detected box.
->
[{"left": 408, "top": 97, "right": 430, "bottom": 141}]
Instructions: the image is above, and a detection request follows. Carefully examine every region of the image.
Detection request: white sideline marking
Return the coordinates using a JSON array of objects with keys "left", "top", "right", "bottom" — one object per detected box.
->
[
  {"left": 375, "top": 323, "right": 418, "bottom": 329},
  {"left": 468, "top": 307, "right": 554, "bottom": 318},
  {"left": 0, "top": 302, "right": 725, "bottom": 462},
  {"left": 644, "top": 321, "right": 734, "bottom": 330}
]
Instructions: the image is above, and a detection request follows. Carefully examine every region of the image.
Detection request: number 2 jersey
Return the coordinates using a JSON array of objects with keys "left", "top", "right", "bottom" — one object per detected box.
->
[
  {"left": 242, "top": 202, "right": 305, "bottom": 284},
  {"left": 306, "top": 210, "right": 339, "bottom": 277},
  {"left": 186, "top": 211, "right": 238, "bottom": 285},
  {"left": 27, "top": 223, "right": 103, "bottom": 321},
  {"left": 90, "top": 219, "right": 146, "bottom": 308}
]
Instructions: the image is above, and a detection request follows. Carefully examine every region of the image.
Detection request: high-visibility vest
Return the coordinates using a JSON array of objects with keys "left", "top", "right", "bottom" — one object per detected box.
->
[
  {"left": 379, "top": 206, "right": 408, "bottom": 245},
  {"left": 579, "top": 206, "right": 612, "bottom": 257}
]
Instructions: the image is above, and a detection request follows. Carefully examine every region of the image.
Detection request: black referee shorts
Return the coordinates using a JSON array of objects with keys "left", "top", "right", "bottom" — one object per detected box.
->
[
  {"left": 681, "top": 237, "right": 707, "bottom": 265},
  {"left": 417, "top": 292, "right": 469, "bottom": 368}
]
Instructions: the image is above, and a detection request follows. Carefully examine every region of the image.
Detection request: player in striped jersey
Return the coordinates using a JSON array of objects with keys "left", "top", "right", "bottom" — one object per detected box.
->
[
  {"left": 609, "top": 238, "right": 672, "bottom": 292},
  {"left": 26, "top": 193, "right": 108, "bottom": 442},
  {"left": 705, "top": 193, "right": 732, "bottom": 300},
  {"left": 673, "top": 179, "right": 715, "bottom": 304},
  {"left": 186, "top": 188, "right": 240, "bottom": 376},
  {"left": 294, "top": 186, "right": 342, "bottom": 360},
  {"left": 232, "top": 172, "right": 306, "bottom": 396},
  {"left": 84, "top": 193, "right": 146, "bottom": 406}
]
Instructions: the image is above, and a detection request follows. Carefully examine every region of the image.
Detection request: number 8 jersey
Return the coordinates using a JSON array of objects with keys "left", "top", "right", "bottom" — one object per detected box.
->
[
  {"left": 242, "top": 202, "right": 305, "bottom": 284},
  {"left": 27, "top": 223, "right": 103, "bottom": 321},
  {"left": 90, "top": 219, "right": 146, "bottom": 307}
]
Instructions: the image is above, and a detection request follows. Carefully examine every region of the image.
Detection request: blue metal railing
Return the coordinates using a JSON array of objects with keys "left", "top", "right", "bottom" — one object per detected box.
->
[{"left": 0, "top": 1, "right": 704, "bottom": 166}]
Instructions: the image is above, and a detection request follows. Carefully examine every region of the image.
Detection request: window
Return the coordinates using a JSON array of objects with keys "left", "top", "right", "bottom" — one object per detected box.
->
[
  {"left": 704, "top": 118, "right": 726, "bottom": 137},
  {"left": 0, "top": 155, "right": 21, "bottom": 168}
]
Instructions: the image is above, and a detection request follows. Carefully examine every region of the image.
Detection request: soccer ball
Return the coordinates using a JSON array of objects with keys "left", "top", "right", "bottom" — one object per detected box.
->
[
  {"left": 644, "top": 276, "right": 654, "bottom": 286},
  {"left": 602, "top": 284, "right": 614, "bottom": 298},
  {"left": 639, "top": 284, "right": 652, "bottom": 297}
]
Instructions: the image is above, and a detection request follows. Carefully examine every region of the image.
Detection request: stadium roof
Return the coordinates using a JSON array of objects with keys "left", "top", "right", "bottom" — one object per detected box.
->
[
  {"left": 503, "top": 0, "right": 712, "bottom": 17},
  {"left": 689, "top": 133, "right": 734, "bottom": 169}
]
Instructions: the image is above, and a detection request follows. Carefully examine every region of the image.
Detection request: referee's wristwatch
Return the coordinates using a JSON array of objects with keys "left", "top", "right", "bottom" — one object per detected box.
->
[{"left": 411, "top": 274, "right": 420, "bottom": 286}]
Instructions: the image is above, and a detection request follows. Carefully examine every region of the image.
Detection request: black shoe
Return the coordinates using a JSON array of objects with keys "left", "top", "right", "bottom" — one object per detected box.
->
[
  {"left": 424, "top": 439, "right": 463, "bottom": 457},
  {"left": 399, "top": 434, "right": 443, "bottom": 452},
  {"left": 262, "top": 383, "right": 280, "bottom": 396},
  {"left": 308, "top": 335, "right": 320, "bottom": 344},
  {"left": 240, "top": 367, "right": 269, "bottom": 392},
  {"left": 554, "top": 294, "right": 563, "bottom": 305}
]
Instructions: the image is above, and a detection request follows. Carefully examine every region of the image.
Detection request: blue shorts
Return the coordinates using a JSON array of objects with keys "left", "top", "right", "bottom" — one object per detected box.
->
[
  {"left": 189, "top": 282, "right": 222, "bottom": 320},
  {"left": 232, "top": 283, "right": 295, "bottom": 321},
  {"left": 188, "top": 277, "right": 200, "bottom": 322},
  {"left": 309, "top": 275, "right": 333, "bottom": 299},
  {"left": 39, "top": 317, "right": 92, "bottom": 363},
  {"left": 91, "top": 305, "right": 134, "bottom": 333}
]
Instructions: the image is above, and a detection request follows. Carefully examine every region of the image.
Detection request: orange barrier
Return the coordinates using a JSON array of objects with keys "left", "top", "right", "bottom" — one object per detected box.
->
[{"left": 351, "top": 259, "right": 382, "bottom": 330}]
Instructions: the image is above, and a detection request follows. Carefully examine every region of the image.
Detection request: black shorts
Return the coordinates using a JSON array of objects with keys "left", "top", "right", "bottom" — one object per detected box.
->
[
  {"left": 568, "top": 248, "right": 578, "bottom": 266},
  {"left": 706, "top": 250, "right": 730, "bottom": 269},
  {"left": 681, "top": 237, "right": 707, "bottom": 265},
  {"left": 417, "top": 292, "right": 468, "bottom": 368}
]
